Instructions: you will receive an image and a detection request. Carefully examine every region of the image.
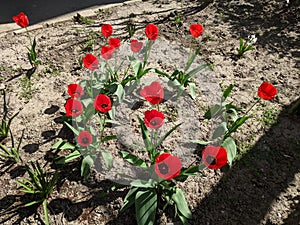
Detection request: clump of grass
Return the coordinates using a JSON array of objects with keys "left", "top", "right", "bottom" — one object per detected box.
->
[
  {"left": 0, "top": 90, "right": 20, "bottom": 140},
  {"left": 17, "top": 162, "right": 57, "bottom": 225},
  {"left": 73, "top": 13, "right": 95, "bottom": 25}
]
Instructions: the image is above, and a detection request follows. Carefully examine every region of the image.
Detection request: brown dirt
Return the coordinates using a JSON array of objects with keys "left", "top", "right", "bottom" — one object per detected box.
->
[{"left": 0, "top": 0, "right": 299, "bottom": 224}]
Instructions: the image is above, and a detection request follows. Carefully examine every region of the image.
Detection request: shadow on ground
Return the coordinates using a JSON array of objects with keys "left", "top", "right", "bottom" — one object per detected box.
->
[
  {"left": 214, "top": 0, "right": 300, "bottom": 58},
  {"left": 0, "top": 0, "right": 128, "bottom": 25},
  {"left": 191, "top": 99, "right": 300, "bottom": 224}
]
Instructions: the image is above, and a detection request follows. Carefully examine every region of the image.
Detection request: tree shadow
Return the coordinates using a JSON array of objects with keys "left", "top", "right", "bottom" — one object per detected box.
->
[
  {"left": 191, "top": 99, "right": 300, "bottom": 224},
  {"left": 0, "top": 0, "right": 128, "bottom": 25},
  {"left": 214, "top": 0, "right": 300, "bottom": 56}
]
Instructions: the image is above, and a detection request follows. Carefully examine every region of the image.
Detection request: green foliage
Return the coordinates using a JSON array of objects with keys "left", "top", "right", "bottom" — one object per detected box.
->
[
  {"left": 236, "top": 37, "right": 254, "bottom": 57},
  {"left": 126, "top": 20, "right": 137, "bottom": 38},
  {"left": 0, "top": 90, "right": 20, "bottom": 139},
  {"left": 16, "top": 161, "right": 57, "bottom": 225},
  {"left": 0, "top": 130, "right": 24, "bottom": 163},
  {"left": 27, "top": 37, "right": 41, "bottom": 68},
  {"left": 73, "top": 13, "right": 95, "bottom": 25}
]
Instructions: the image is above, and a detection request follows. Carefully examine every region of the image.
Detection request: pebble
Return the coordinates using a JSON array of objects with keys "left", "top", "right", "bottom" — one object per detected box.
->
[{"left": 0, "top": 83, "right": 5, "bottom": 90}]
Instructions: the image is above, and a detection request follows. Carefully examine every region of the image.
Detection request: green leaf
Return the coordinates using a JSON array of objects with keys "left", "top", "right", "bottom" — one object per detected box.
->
[
  {"left": 155, "top": 123, "right": 181, "bottom": 149},
  {"left": 120, "top": 187, "right": 139, "bottom": 213},
  {"left": 222, "top": 84, "right": 234, "bottom": 101},
  {"left": 191, "top": 140, "right": 211, "bottom": 145},
  {"left": 137, "top": 116, "right": 153, "bottom": 152},
  {"left": 212, "top": 122, "right": 228, "bottom": 139},
  {"left": 204, "top": 104, "right": 222, "bottom": 119},
  {"left": 52, "top": 140, "right": 76, "bottom": 150},
  {"left": 130, "top": 179, "right": 156, "bottom": 188},
  {"left": 101, "top": 150, "right": 113, "bottom": 170},
  {"left": 177, "top": 212, "right": 191, "bottom": 225},
  {"left": 152, "top": 68, "right": 170, "bottom": 78},
  {"left": 113, "top": 83, "right": 125, "bottom": 103},
  {"left": 227, "top": 116, "right": 250, "bottom": 135},
  {"left": 185, "top": 64, "right": 208, "bottom": 80},
  {"left": 221, "top": 137, "right": 236, "bottom": 166},
  {"left": 81, "top": 155, "right": 94, "bottom": 178},
  {"left": 172, "top": 188, "right": 192, "bottom": 219},
  {"left": 101, "top": 135, "right": 117, "bottom": 142},
  {"left": 24, "top": 200, "right": 41, "bottom": 207},
  {"left": 135, "top": 189, "right": 157, "bottom": 225},
  {"left": 130, "top": 58, "right": 143, "bottom": 76},
  {"left": 226, "top": 108, "right": 239, "bottom": 122},
  {"left": 119, "top": 151, "right": 147, "bottom": 168},
  {"left": 64, "top": 122, "right": 79, "bottom": 136},
  {"left": 184, "top": 47, "right": 201, "bottom": 72},
  {"left": 188, "top": 82, "right": 196, "bottom": 99},
  {"left": 56, "top": 150, "right": 81, "bottom": 164},
  {"left": 182, "top": 165, "right": 200, "bottom": 175},
  {"left": 84, "top": 102, "right": 97, "bottom": 121}
]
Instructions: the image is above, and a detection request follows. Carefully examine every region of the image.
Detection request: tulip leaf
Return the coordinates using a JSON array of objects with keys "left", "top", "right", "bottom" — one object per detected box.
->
[
  {"left": 222, "top": 84, "right": 234, "bottom": 101},
  {"left": 130, "top": 179, "right": 156, "bottom": 188},
  {"left": 185, "top": 63, "right": 208, "bottom": 80},
  {"left": 137, "top": 116, "right": 153, "bottom": 152},
  {"left": 120, "top": 187, "right": 139, "bottom": 213},
  {"left": 191, "top": 139, "right": 211, "bottom": 145},
  {"left": 212, "top": 122, "right": 228, "bottom": 139},
  {"left": 227, "top": 116, "right": 251, "bottom": 135},
  {"left": 102, "top": 150, "right": 113, "bottom": 170},
  {"left": 155, "top": 123, "right": 181, "bottom": 149},
  {"left": 221, "top": 137, "right": 236, "bottom": 166},
  {"left": 119, "top": 151, "right": 148, "bottom": 168},
  {"left": 81, "top": 155, "right": 94, "bottom": 178},
  {"left": 135, "top": 189, "right": 157, "bottom": 225},
  {"left": 188, "top": 82, "right": 196, "bottom": 100},
  {"left": 184, "top": 46, "right": 201, "bottom": 72},
  {"left": 101, "top": 135, "right": 117, "bottom": 142},
  {"left": 52, "top": 140, "right": 76, "bottom": 150},
  {"left": 56, "top": 150, "right": 81, "bottom": 164},
  {"left": 64, "top": 122, "right": 79, "bottom": 136},
  {"left": 204, "top": 104, "right": 222, "bottom": 119},
  {"left": 172, "top": 188, "right": 192, "bottom": 219}
]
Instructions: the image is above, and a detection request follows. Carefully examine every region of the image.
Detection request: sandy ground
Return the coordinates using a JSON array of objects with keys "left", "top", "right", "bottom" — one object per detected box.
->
[{"left": 0, "top": 0, "right": 299, "bottom": 224}]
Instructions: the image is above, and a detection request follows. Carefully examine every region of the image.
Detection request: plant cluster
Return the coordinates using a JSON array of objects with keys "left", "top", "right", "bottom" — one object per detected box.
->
[
  {"left": 51, "top": 21, "right": 277, "bottom": 225},
  {"left": 3, "top": 11, "right": 279, "bottom": 225}
]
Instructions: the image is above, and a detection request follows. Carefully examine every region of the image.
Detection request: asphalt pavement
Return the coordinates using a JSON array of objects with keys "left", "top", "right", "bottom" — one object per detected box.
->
[{"left": 0, "top": 0, "right": 127, "bottom": 25}]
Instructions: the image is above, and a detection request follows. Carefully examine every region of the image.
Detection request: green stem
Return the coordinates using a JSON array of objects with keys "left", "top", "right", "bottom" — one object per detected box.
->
[
  {"left": 142, "top": 40, "right": 154, "bottom": 70},
  {"left": 42, "top": 199, "right": 50, "bottom": 225},
  {"left": 25, "top": 27, "right": 33, "bottom": 46},
  {"left": 244, "top": 98, "right": 260, "bottom": 116},
  {"left": 100, "top": 113, "right": 107, "bottom": 141}
]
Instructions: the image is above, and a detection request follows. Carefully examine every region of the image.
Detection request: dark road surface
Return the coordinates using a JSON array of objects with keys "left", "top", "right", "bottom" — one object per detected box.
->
[{"left": 0, "top": 0, "right": 128, "bottom": 25}]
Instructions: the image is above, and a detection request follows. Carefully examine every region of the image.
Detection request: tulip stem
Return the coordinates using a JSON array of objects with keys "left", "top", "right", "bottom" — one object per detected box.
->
[
  {"left": 244, "top": 98, "right": 260, "bottom": 116},
  {"left": 25, "top": 27, "right": 33, "bottom": 47}
]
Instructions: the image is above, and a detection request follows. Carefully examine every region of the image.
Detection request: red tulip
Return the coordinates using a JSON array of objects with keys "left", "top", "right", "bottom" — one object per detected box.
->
[
  {"left": 78, "top": 131, "right": 93, "bottom": 147},
  {"left": 140, "top": 81, "right": 164, "bottom": 105},
  {"left": 189, "top": 24, "right": 204, "bottom": 38},
  {"left": 202, "top": 145, "right": 228, "bottom": 169},
  {"left": 65, "top": 98, "right": 83, "bottom": 117},
  {"left": 101, "top": 46, "right": 114, "bottom": 60},
  {"left": 155, "top": 153, "right": 182, "bottom": 180},
  {"left": 130, "top": 40, "right": 143, "bottom": 52},
  {"left": 68, "top": 84, "right": 84, "bottom": 98},
  {"left": 12, "top": 12, "right": 29, "bottom": 28},
  {"left": 144, "top": 110, "right": 164, "bottom": 129},
  {"left": 101, "top": 24, "right": 113, "bottom": 38},
  {"left": 258, "top": 82, "right": 278, "bottom": 100},
  {"left": 94, "top": 94, "right": 112, "bottom": 113},
  {"left": 109, "top": 38, "right": 121, "bottom": 49},
  {"left": 145, "top": 24, "right": 158, "bottom": 40},
  {"left": 83, "top": 54, "right": 99, "bottom": 70}
]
